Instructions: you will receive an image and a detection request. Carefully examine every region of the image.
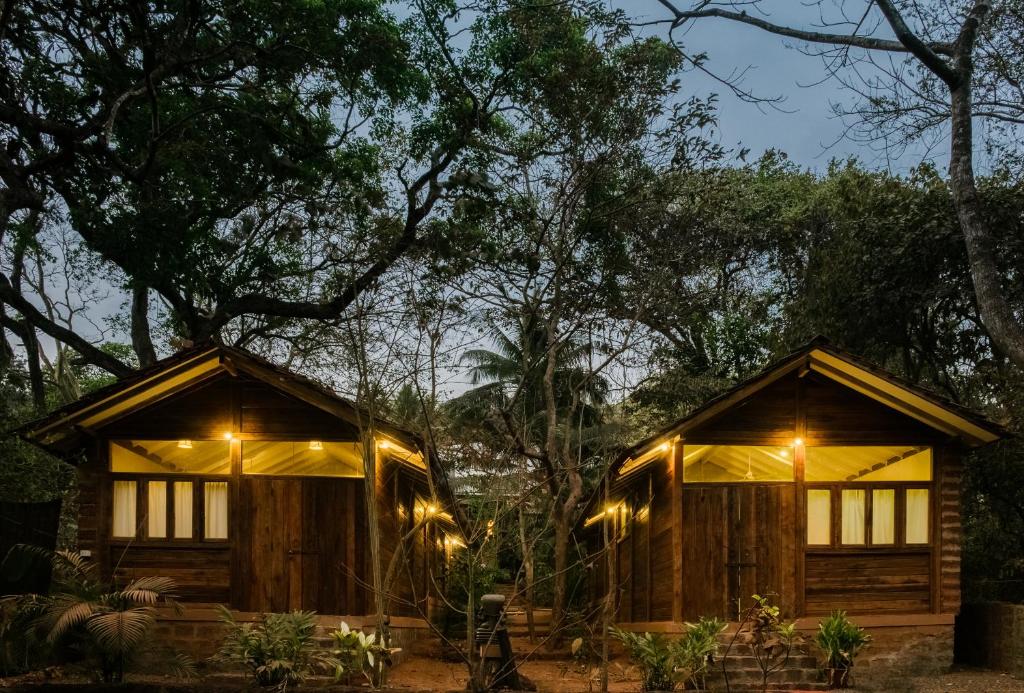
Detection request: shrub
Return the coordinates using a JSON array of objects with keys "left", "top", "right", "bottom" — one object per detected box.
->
[
  {"left": 612, "top": 627, "right": 676, "bottom": 691},
  {"left": 328, "top": 621, "right": 395, "bottom": 688},
  {"left": 3, "top": 547, "right": 193, "bottom": 683},
  {"left": 814, "top": 610, "right": 871, "bottom": 689},
  {"left": 671, "top": 617, "right": 726, "bottom": 691},
  {"left": 215, "top": 607, "right": 327, "bottom": 689}
]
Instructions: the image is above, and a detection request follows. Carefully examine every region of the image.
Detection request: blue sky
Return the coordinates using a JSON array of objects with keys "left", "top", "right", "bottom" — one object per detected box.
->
[{"left": 625, "top": 1, "right": 949, "bottom": 174}]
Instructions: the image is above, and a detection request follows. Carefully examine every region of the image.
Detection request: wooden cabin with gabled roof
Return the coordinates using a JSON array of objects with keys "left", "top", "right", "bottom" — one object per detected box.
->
[
  {"left": 581, "top": 337, "right": 1005, "bottom": 678},
  {"left": 19, "top": 343, "right": 461, "bottom": 641}
]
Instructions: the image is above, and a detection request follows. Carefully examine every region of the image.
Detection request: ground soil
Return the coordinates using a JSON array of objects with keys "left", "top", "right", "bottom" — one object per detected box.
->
[{"left": 3, "top": 660, "right": 1022, "bottom": 692}]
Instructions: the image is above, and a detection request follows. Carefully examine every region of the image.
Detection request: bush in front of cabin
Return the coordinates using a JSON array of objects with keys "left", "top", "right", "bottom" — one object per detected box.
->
[
  {"left": 1, "top": 545, "right": 194, "bottom": 683},
  {"left": 814, "top": 610, "right": 871, "bottom": 689},
  {"left": 670, "top": 617, "right": 726, "bottom": 691},
  {"left": 328, "top": 621, "right": 397, "bottom": 688},
  {"left": 722, "top": 594, "right": 802, "bottom": 693},
  {"left": 611, "top": 627, "right": 676, "bottom": 691},
  {"left": 215, "top": 606, "right": 334, "bottom": 689}
]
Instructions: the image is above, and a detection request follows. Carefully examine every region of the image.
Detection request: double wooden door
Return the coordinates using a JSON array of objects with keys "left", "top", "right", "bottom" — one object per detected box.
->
[
  {"left": 680, "top": 485, "right": 796, "bottom": 620},
  {"left": 235, "top": 477, "right": 365, "bottom": 615}
]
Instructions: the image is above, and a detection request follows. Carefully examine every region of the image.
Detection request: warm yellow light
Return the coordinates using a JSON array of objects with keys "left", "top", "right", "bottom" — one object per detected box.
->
[
  {"left": 223, "top": 432, "right": 234, "bottom": 440},
  {"left": 779, "top": 449, "right": 789, "bottom": 458},
  {"left": 378, "top": 439, "right": 391, "bottom": 450},
  {"left": 177, "top": 440, "right": 193, "bottom": 449},
  {"left": 308, "top": 440, "right": 323, "bottom": 451},
  {"left": 426, "top": 503, "right": 438, "bottom": 515},
  {"left": 657, "top": 442, "right": 671, "bottom": 453},
  {"left": 794, "top": 437, "right": 804, "bottom": 447},
  {"left": 605, "top": 503, "right": 618, "bottom": 515}
]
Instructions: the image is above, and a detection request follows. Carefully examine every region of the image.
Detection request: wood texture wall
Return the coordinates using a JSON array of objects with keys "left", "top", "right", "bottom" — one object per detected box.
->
[
  {"left": 596, "top": 369, "right": 964, "bottom": 624},
  {"left": 79, "top": 372, "right": 431, "bottom": 617}
]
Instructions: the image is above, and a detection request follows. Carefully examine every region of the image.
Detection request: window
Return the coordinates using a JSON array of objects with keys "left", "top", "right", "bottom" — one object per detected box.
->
[
  {"left": 112, "top": 480, "right": 137, "bottom": 538},
  {"left": 174, "top": 482, "right": 193, "bottom": 538},
  {"left": 841, "top": 489, "right": 866, "bottom": 545},
  {"left": 872, "top": 489, "right": 895, "bottom": 545},
  {"left": 806, "top": 446, "right": 931, "bottom": 482},
  {"left": 205, "top": 482, "right": 229, "bottom": 540},
  {"left": 242, "top": 441, "right": 363, "bottom": 477},
  {"left": 682, "top": 445, "right": 794, "bottom": 483},
  {"left": 147, "top": 480, "right": 167, "bottom": 538},
  {"left": 111, "top": 440, "right": 230, "bottom": 474},
  {"left": 807, "top": 489, "right": 831, "bottom": 545},
  {"left": 906, "top": 489, "right": 930, "bottom": 544},
  {"left": 805, "top": 446, "right": 932, "bottom": 549}
]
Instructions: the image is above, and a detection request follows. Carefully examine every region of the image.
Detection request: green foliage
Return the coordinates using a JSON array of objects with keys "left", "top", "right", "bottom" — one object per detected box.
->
[
  {"left": 814, "top": 611, "right": 870, "bottom": 688},
  {"left": 726, "top": 595, "right": 802, "bottom": 693},
  {"left": 214, "top": 607, "right": 326, "bottom": 689},
  {"left": 328, "top": 621, "right": 395, "bottom": 688},
  {"left": 1, "top": 547, "right": 192, "bottom": 683},
  {"left": 611, "top": 627, "right": 677, "bottom": 692},
  {"left": 670, "top": 617, "right": 726, "bottom": 691}
]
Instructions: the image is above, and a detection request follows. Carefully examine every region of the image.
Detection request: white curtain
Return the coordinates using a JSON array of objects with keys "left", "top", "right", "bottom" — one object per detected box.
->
[
  {"left": 174, "top": 482, "right": 193, "bottom": 538},
  {"left": 871, "top": 489, "right": 895, "bottom": 545},
  {"left": 112, "top": 480, "right": 137, "bottom": 538},
  {"left": 806, "top": 489, "right": 831, "bottom": 545},
  {"left": 147, "top": 481, "right": 167, "bottom": 538},
  {"left": 204, "top": 482, "right": 229, "bottom": 539},
  {"left": 841, "top": 489, "right": 865, "bottom": 544},
  {"left": 906, "top": 489, "right": 930, "bottom": 543}
]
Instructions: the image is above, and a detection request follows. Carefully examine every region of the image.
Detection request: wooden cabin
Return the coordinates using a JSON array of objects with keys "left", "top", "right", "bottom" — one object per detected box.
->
[
  {"left": 583, "top": 338, "right": 1004, "bottom": 670},
  {"left": 20, "top": 344, "right": 458, "bottom": 627}
]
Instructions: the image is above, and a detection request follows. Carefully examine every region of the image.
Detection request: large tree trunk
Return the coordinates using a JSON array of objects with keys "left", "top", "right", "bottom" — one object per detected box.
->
[
  {"left": 948, "top": 81, "right": 1024, "bottom": 370},
  {"left": 550, "top": 503, "right": 571, "bottom": 646}
]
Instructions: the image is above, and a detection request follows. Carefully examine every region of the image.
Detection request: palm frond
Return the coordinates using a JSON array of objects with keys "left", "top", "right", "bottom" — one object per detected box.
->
[
  {"left": 86, "top": 608, "right": 156, "bottom": 651},
  {"left": 45, "top": 599, "right": 98, "bottom": 643},
  {"left": 119, "top": 576, "right": 177, "bottom": 604}
]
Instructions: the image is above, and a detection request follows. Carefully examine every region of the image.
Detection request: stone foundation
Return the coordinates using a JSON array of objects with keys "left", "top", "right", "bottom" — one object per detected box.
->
[{"left": 152, "top": 606, "right": 431, "bottom": 667}]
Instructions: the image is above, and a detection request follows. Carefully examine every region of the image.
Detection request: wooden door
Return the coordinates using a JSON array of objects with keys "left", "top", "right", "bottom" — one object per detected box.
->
[
  {"left": 681, "top": 485, "right": 796, "bottom": 620},
  {"left": 236, "top": 477, "right": 365, "bottom": 615},
  {"left": 238, "top": 477, "right": 304, "bottom": 612}
]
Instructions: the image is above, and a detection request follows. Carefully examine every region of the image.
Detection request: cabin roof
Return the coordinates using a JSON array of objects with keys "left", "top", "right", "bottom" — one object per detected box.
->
[
  {"left": 612, "top": 336, "right": 1007, "bottom": 478},
  {"left": 17, "top": 343, "right": 423, "bottom": 457}
]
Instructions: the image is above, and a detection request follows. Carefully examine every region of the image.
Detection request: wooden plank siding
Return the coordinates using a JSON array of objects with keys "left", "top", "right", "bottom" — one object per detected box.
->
[
  {"left": 80, "top": 370, "right": 430, "bottom": 619},
  {"left": 591, "top": 367, "right": 966, "bottom": 626}
]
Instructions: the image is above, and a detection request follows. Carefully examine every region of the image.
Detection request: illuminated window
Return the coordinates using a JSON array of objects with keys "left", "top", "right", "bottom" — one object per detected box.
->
[
  {"left": 682, "top": 445, "right": 794, "bottom": 483},
  {"left": 242, "top": 441, "right": 363, "bottom": 477},
  {"left": 906, "top": 489, "right": 929, "bottom": 544},
  {"left": 112, "top": 480, "right": 137, "bottom": 538},
  {"left": 205, "top": 482, "right": 229, "bottom": 540},
  {"left": 147, "top": 481, "right": 167, "bottom": 538},
  {"left": 807, "top": 489, "right": 831, "bottom": 545},
  {"left": 841, "top": 489, "right": 865, "bottom": 545},
  {"left": 872, "top": 489, "right": 895, "bottom": 545},
  {"left": 806, "top": 446, "right": 931, "bottom": 482},
  {"left": 174, "top": 482, "right": 193, "bottom": 538},
  {"left": 110, "top": 440, "right": 230, "bottom": 474}
]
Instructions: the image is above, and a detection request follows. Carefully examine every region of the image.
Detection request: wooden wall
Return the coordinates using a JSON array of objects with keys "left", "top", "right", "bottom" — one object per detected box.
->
[
  {"left": 597, "top": 368, "right": 964, "bottom": 624},
  {"left": 81, "top": 371, "right": 429, "bottom": 618}
]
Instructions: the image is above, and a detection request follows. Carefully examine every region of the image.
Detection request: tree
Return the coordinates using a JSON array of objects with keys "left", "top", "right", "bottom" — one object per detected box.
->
[{"left": 651, "top": 0, "right": 1024, "bottom": 370}]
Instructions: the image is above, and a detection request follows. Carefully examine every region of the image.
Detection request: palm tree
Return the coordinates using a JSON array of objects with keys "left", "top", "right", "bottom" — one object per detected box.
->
[{"left": 4, "top": 547, "right": 192, "bottom": 682}]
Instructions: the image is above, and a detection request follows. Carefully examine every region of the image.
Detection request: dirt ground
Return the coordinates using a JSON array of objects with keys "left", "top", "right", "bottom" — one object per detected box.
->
[{"left": 386, "top": 656, "right": 1024, "bottom": 693}]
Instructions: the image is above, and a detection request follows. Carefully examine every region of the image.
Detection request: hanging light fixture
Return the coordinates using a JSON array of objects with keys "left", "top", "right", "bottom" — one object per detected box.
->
[
  {"left": 308, "top": 440, "right": 323, "bottom": 451},
  {"left": 177, "top": 440, "right": 193, "bottom": 449},
  {"left": 744, "top": 451, "right": 755, "bottom": 480}
]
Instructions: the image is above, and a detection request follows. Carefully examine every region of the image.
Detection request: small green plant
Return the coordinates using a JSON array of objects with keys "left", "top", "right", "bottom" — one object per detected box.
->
[
  {"left": 215, "top": 606, "right": 326, "bottom": 689},
  {"left": 723, "top": 595, "right": 802, "bottom": 693},
  {"left": 814, "top": 611, "right": 871, "bottom": 689},
  {"left": 671, "top": 617, "right": 726, "bottom": 691},
  {"left": 328, "top": 621, "right": 397, "bottom": 688},
  {"left": 612, "top": 627, "right": 676, "bottom": 691}
]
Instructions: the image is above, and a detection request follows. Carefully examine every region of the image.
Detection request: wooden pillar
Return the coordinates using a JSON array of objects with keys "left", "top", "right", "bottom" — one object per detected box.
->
[
  {"left": 671, "top": 440, "right": 684, "bottom": 623},
  {"left": 794, "top": 372, "right": 807, "bottom": 617}
]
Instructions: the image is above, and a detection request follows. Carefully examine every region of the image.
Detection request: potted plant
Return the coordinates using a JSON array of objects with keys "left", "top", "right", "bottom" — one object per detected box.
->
[{"left": 814, "top": 610, "right": 871, "bottom": 689}]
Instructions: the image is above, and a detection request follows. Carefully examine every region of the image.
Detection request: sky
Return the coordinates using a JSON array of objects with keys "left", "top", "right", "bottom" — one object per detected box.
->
[{"left": 624, "top": 1, "right": 950, "bottom": 174}]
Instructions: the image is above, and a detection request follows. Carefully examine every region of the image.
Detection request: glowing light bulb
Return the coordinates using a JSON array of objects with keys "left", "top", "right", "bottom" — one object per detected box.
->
[
  {"left": 177, "top": 440, "right": 193, "bottom": 449},
  {"left": 308, "top": 440, "right": 323, "bottom": 451},
  {"left": 223, "top": 432, "right": 234, "bottom": 440},
  {"left": 794, "top": 437, "right": 804, "bottom": 447},
  {"left": 378, "top": 439, "right": 391, "bottom": 450}
]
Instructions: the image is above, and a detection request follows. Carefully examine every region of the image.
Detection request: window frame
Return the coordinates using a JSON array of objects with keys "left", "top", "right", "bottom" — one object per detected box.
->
[
  {"left": 804, "top": 481, "right": 933, "bottom": 551},
  {"left": 109, "top": 473, "right": 231, "bottom": 546}
]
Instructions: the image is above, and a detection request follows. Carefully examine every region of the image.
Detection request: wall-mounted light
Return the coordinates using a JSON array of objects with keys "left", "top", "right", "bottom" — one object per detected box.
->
[
  {"left": 378, "top": 439, "right": 391, "bottom": 450},
  {"left": 308, "top": 440, "right": 323, "bottom": 451},
  {"left": 657, "top": 442, "right": 671, "bottom": 452},
  {"left": 223, "top": 432, "right": 234, "bottom": 440},
  {"left": 177, "top": 440, "right": 193, "bottom": 449},
  {"left": 794, "top": 437, "right": 804, "bottom": 447}
]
